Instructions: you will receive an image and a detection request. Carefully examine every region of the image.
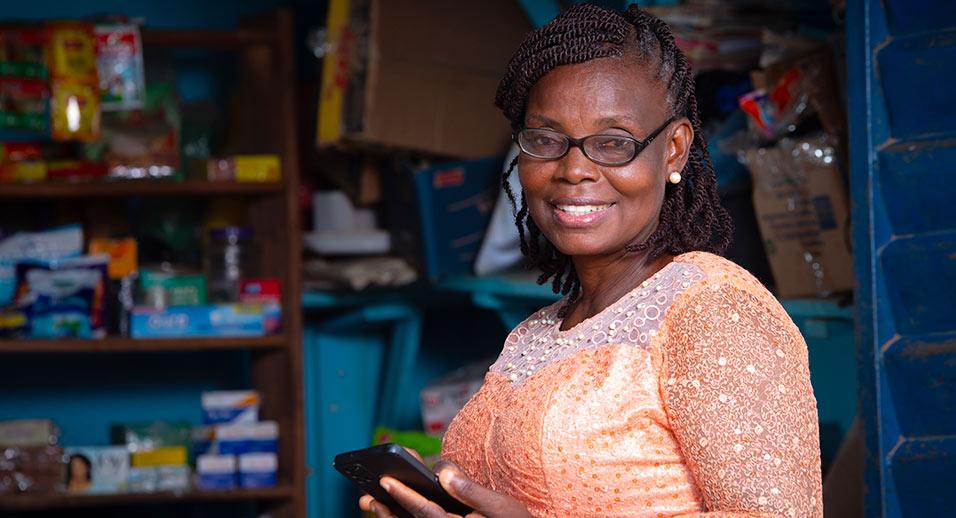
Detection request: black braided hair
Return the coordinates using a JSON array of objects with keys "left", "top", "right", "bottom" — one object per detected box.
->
[{"left": 496, "top": 3, "right": 732, "bottom": 305}]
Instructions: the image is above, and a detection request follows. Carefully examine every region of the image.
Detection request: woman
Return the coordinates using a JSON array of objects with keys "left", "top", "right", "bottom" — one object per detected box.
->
[{"left": 361, "top": 4, "right": 822, "bottom": 517}]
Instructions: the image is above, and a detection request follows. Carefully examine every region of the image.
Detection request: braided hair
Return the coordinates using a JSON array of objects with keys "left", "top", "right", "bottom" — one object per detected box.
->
[{"left": 496, "top": 3, "right": 732, "bottom": 304}]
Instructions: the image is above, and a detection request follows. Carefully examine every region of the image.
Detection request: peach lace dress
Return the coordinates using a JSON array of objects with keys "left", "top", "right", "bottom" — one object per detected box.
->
[{"left": 442, "top": 252, "right": 822, "bottom": 517}]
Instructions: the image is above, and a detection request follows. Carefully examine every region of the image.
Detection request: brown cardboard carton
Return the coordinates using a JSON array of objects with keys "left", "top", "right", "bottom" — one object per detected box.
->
[
  {"left": 318, "top": 0, "right": 531, "bottom": 158},
  {"left": 744, "top": 134, "right": 854, "bottom": 298}
]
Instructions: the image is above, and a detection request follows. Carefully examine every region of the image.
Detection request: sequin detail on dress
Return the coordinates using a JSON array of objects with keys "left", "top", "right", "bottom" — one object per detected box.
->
[{"left": 490, "top": 261, "right": 705, "bottom": 385}]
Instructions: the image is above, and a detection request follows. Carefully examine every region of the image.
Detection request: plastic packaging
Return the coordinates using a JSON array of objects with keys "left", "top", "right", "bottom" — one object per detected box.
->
[
  {"left": 204, "top": 227, "right": 257, "bottom": 303},
  {"left": 0, "top": 444, "right": 65, "bottom": 495},
  {"left": 94, "top": 24, "right": 146, "bottom": 111},
  {"left": 13, "top": 254, "right": 109, "bottom": 339}
]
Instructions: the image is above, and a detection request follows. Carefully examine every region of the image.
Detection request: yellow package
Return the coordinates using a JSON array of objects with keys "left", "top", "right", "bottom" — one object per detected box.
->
[
  {"left": 50, "top": 79, "right": 101, "bottom": 141},
  {"left": 131, "top": 446, "right": 188, "bottom": 468},
  {"left": 0, "top": 162, "right": 47, "bottom": 183},
  {"left": 235, "top": 155, "right": 281, "bottom": 183},
  {"left": 47, "top": 22, "right": 97, "bottom": 78}
]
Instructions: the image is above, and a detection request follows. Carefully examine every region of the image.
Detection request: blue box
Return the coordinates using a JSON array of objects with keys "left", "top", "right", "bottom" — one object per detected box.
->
[
  {"left": 193, "top": 421, "right": 278, "bottom": 456},
  {"left": 385, "top": 157, "right": 503, "bottom": 279},
  {"left": 239, "top": 452, "right": 277, "bottom": 488},
  {"left": 130, "top": 304, "right": 280, "bottom": 339},
  {"left": 197, "top": 454, "right": 237, "bottom": 490}
]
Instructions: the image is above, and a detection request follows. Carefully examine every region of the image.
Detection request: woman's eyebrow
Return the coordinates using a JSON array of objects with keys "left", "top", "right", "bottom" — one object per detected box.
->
[
  {"left": 524, "top": 114, "right": 561, "bottom": 128},
  {"left": 594, "top": 115, "right": 638, "bottom": 128}
]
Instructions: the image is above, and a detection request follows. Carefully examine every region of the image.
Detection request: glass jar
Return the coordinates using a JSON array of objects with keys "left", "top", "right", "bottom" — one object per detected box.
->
[{"left": 204, "top": 226, "right": 257, "bottom": 303}]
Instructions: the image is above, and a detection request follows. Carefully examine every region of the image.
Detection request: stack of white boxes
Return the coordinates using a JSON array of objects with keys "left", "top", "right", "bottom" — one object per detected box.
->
[{"left": 193, "top": 391, "right": 279, "bottom": 490}]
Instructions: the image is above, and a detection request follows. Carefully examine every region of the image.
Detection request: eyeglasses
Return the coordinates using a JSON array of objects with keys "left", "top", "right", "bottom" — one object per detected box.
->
[{"left": 515, "top": 117, "right": 675, "bottom": 167}]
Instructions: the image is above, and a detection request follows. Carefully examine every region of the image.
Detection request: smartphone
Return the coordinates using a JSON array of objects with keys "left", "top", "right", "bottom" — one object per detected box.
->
[{"left": 334, "top": 443, "right": 472, "bottom": 518}]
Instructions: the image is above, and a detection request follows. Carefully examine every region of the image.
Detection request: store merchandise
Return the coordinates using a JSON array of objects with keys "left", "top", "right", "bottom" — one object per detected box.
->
[
  {"left": 110, "top": 421, "right": 191, "bottom": 493},
  {"left": 89, "top": 237, "right": 138, "bottom": 335},
  {"left": 110, "top": 421, "right": 191, "bottom": 454},
  {"left": 94, "top": 24, "right": 146, "bottom": 111},
  {"left": 64, "top": 446, "right": 129, "bottom": 495},
  {"left": 306, "top": 190, "right": 390, "bottom": 256},
  {"left": 0, "top": 419, "right": 59, "bottom": 447},
  {"left": 740, "top": 134, "right": 853, "bottom": 297},
  {"left": 0, "top": 444, "right": 65, "bottom": 495},
  {"left": 196, "top": 454, "right": 236, "bottom": 490},
  {"left": 129, "top": 303, "right": 279, "bottom": 338},
  {"left": 204, "top": 226, "right": 257, "bottom": 303},
  {"left": 46, "top": 22, "right": 100, "bottom": 141},
  {"left": 13, "top": 254, "right": 108, "bottom": 338},
  {"left": 238, "top": 279, "right": 281, "bottom": 304},
  {"left": 139, "top": 267, "right": 206, "bottom": 308},
  {"left": 371, "top": 426, "right": 443, "bottom": 468},
  {"left": 0, "top": 224, "right": 83, "bottom": 305},
  {"left": 420, "top": 362, "right": 488, "bottom": 437},
  {"left": 201, "top": 390, "right": 260, "bottom": 425},
  {"left": 130, "top": 446, "right": 187, "bottom": 468},
  {"left": 192, "top": 421, "right": 278, "bottom": 458},
  {"left": 238, "top": 452, "right": 277, "bottom": 488}
]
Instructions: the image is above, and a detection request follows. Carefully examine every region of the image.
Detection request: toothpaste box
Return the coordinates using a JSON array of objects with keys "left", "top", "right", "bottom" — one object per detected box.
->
[
  {"left": 201, "top": 390, "right": 260, "bottom": 425},
  {"left": 238, "top": 452, "right": 277, "bottom": 488},
  {"left": 197, "top": 454, "right": 237, "bottom": 490},
  {"left": 130, "top": 304, "right": 280, "bottom": 338}
]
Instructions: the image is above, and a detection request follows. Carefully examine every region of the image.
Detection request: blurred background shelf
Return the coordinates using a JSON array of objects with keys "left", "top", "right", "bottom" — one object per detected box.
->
[
  {"left": 0, "top": 180, "right": 284, "bottom": 199},
  {"left": 0, "top": 335, "right": 287, "bottom": 354},
  {"left": 0, "top": 485, "right": 295, "bottom": 511}
]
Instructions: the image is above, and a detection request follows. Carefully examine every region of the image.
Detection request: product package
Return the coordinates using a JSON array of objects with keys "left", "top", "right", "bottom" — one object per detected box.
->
[
  {"left": 0, "top": 419, "right": 59, "bottom": 447},
  {"left": 196, "top": 454, "right": 236, "bottom": 490},
  {"left": 0, "top": 224, "right": 83, "bottom": 305},
  {"left": 94, "top": 24, "right": 146, "bottom": 111},
  {"left": 110, "top": 421, "right": 191, "bottom": 454},
  {"left": 201, "top": 391, "right": 260, "bottom": 425},
  {"left": 64, "top": 446, "right": 129, "bottom": 495},
  {"left": 420, "top": 361, "right": 489, "bottom": 436},
  {"left": 192, "top": 421, "right": 278, "bottom": 457},
  {"left": 89, "top": 238, "right": 138, "bottom": 336},
  {"left": 129, "top": 303, "right": 280, "bottom": 338},
  {"left": 13, "top": 254, "right": 108, "bottom": 339},
  {"left": 139, "top": 267, "right": 206, "bottom": 308},
  {"left": 130, "top": 445, "right": 187, "bottom": 468},
  {"left": 238, "top": 452, "right": 277, "bottom": 488},
  {"left": 46, "top": 22, "right": 100, "bottom": 141}
]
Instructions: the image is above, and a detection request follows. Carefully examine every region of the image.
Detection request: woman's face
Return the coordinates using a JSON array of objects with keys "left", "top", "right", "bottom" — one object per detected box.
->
[{"left": 519, "top": 57, "right": 689, "bottom": 258}]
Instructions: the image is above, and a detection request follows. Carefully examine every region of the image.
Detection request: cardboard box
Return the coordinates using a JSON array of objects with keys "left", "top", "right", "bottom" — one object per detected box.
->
[
  {"left": 383, "top": 156, "right": 502, "bottom": 278},
  {"left": 317, "top": 0, "right": 530, "bottom": 158},
  {"left": 65, "top": 446, "right": 129, "bottom": 495},
  {"left": 743, "top": 134, "right": 853, "bottom": 298}
]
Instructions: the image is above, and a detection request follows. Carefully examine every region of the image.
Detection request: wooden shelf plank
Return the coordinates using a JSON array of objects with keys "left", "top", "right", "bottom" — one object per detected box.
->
[
  {"left": 0, "top": 335, "right": 287, "bottom": 354},
  {"left": 0, "top": 485, "right": 295, "bottom": 511},
  {"left": 142, "top": 28, "right": 275, "bottom": 49},
  {"left": 0, "top": 180, "right": 283, "bottom": 199}
]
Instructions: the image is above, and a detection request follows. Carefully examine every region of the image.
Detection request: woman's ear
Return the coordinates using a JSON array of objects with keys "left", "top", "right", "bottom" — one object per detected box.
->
[{"left": 664, "top": 118, "right": 694, "bottom": 176}]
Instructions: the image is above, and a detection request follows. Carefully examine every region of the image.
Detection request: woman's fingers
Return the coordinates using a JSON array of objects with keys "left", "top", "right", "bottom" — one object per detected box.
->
[
  {"left": 435, "top": 461, "right": 531, "bottom": 518},
  {"left": 359, "top": 494, "right": 375, "bottom": 511},
  {"left": 359, "top": 494, "right": 398, "bottom": 517},
  {"left": 380, "top": 476, "right": 448, "bottom": 518}
]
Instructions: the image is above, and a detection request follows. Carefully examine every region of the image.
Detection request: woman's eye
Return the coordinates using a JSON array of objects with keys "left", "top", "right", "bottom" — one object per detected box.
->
[
  {"left": 534, "top": 135, "right": 560, "bottom": 146},
  {"left": 598, "top": 138, "right": 630, "bottom": 149}
]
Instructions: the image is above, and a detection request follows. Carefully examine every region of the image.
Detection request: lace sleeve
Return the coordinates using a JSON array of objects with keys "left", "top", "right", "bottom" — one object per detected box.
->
[{"left": 660, "top": 282, "right": 823, "bottom": 518}]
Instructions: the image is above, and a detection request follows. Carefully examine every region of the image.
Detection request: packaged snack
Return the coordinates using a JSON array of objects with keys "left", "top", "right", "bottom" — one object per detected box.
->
[
  {"left": 0, "top": 26, "right": 49, "bottom": 79},
  {"left": 0, "top": 76, "right": 49, "bottom": 135},
  {"left": 13, "top": 254, "right": 108, "bottom": 339},
  {"left": 94, "top": 24, "right": 145, "bottom": 111},
  {"left": 46, "top": 22, "right": 100, "bottom": 142},
  {"left": 64, "top": 446, "right": 129, "bottom": 495}
]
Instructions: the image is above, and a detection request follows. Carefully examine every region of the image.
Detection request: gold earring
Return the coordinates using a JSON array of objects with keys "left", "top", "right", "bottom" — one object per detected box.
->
[{"left": 668, "top": 171, "right": 682, "bottom": 184}]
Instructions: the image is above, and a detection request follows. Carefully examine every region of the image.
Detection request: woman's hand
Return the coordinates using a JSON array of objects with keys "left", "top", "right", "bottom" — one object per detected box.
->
[{"left": 358, "top": 460, "right": 532, "bottom": 518}]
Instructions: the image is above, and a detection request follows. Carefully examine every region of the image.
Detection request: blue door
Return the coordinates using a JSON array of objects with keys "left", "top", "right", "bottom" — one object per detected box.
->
[{"left": 848, "top": 0, "right": 956, "bottom": 515}]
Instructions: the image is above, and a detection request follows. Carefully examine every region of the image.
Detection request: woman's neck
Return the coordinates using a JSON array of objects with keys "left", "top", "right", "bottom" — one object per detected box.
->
[{"left": 561, "top": 251, "right": 674, "bottom": 330}]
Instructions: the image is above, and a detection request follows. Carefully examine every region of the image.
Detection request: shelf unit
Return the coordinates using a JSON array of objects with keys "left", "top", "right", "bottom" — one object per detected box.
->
[{"left": 0, "top": 9, "right": 304, "bottom": 517}]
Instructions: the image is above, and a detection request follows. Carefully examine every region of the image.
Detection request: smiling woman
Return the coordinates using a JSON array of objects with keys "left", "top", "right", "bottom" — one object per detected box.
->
[{"left": 360, "top": 4, "right": 823, "bottom": 518}]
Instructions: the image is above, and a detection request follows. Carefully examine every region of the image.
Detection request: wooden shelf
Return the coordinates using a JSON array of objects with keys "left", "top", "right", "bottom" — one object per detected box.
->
[
  {"left": 142, "top": 28, "right": 275, "bottom": 49},
  {"left": 0, "top": 335, "right": 287, "bottom": 354},
  {"left": 0, "top": 485, "right": 295, "bottom": 511},
  {"left": 0, "top": 180, "right": 284, "bottom": 199}
]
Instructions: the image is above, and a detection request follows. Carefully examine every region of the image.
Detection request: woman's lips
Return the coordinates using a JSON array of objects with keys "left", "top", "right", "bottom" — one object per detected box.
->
[{"left": 550, "top": 201, "right": 614, "bottom": 228}]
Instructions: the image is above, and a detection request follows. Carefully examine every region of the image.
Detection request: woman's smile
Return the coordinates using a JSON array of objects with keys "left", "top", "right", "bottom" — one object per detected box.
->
[{"left": 549, "top": 197, "right": 616, "bottom": 228}]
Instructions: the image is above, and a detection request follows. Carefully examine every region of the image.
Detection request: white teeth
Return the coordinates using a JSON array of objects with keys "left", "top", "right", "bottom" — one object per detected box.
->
[{"left": 556, "top": 204, "right": 611, "bottom": 214}]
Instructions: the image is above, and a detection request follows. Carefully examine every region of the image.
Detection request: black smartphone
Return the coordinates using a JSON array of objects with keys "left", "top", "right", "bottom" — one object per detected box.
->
[{"left": 334, "top": 443, "right": 472, "bottom": 518}]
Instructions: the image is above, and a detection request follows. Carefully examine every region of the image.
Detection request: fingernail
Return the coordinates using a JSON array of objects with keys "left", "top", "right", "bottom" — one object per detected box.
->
[
  {"left": 380, "top": 478, "right": 392, "bottom": 492},
  {"left": 440, "top": 470, "right": 463, "bottom": 491}
]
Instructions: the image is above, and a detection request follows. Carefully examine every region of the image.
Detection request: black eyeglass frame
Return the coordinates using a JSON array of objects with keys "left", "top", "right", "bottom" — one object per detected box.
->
[{"left": 514, "top": 116, "right": 677, "bottom": 167}]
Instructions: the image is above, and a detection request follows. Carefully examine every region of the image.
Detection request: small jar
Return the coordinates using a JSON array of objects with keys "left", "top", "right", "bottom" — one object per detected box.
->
[{"left": 205, "top": 226, "right": 257, "bottom": 303}]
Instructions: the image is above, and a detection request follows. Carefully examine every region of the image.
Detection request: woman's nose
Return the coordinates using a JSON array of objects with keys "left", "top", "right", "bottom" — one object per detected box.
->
[{"left": 554, "top": 145, "right": 599, "bottom": 184}]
